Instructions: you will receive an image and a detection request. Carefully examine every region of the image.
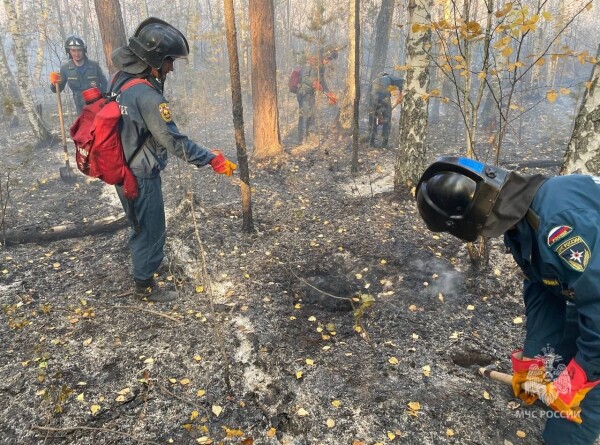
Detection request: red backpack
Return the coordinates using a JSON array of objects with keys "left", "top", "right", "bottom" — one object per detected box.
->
[
  {"left": 288, "top": 66, "right": 302, "bottom": 94},
  {"left": 69, "top": 78, "right": 152, "bottom": 200}
]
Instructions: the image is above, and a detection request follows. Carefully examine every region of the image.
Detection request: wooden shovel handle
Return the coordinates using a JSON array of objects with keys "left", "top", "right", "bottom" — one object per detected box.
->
[{"left": 478, "top": 367, "right": 547, "bottom": 397}]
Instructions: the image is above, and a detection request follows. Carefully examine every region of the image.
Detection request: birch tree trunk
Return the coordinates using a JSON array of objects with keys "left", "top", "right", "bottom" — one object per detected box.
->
[
  {"left": 338, "top": 0, "right": 356, "bottom": 131},
  {"left": 249, "top": 0, "right": 282, "bottom": 158},
  {"left": 561, "top": 56, "right": 600, "bottom": 175},
  {"left": 34, "top": 0, "right": 49, "bottom": 81},
  {"left": 3, "top": 0, "right": 51, "bottom": 142},
  {"left": 224, "top": 0, "right": 254, "bottom": 232},
  {"left": 94, "top": 0, "right": 127, "bottom": 74},
  {"left": 350, "top": 0, "right": 360, "bottom": 173},
  {"left": 0, "top": 35, "right": 21, "bottom": 111},
  {"left": 394, "top": 0, "right": 432, "bottom": 190}
]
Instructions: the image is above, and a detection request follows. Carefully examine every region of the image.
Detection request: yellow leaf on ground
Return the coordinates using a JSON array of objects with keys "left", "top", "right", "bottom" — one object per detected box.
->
[
  {"left": 332, "top": 400, "right": 341, "bottom": 408},
  {"left": 513, "top": 316, "right": 523, "bottom": 324},
  {"left": 516, "top": 430, "right": 526, "bottom": 438},
  {"left": 408, "top": 401, "right": 421, "bottom": 411},
  {"left": 180, "top": 378, "right": 191, "bottom": 385},
  {"left": 467, "top": 305, "right": 475, "bottom": 311},
  {"left": 306, "top": 358, "right": 315, "bottom": 366},
  {"left": 296, "top": 371, "right": 303, "bottom": 379},
  {"left": 194, "top": 355, "right": 202, "bottom": 361},
  {"left": 144, "top": 357, "right": 154, "bottom": 364},
  {"left": 76, "top": 393, "right": 84, "bottom": 402},
  {"left": 267, "top": 427, "right": 277, "bottom": 437},
  {"left": 389, "top": 357, "right": 399, "bottom": 365},
  {"left": 546, "top": 90, "right": 558, "bottom": 103},
  {"left": 223, "top": 427, "right": 244, "bottom": 437},
  {"left": 483, "top": 391, "right": 491, "bottom": 400},
  {"left": 90, "top": 404, "right": 101, "bottom": 414},
  {"left": 297, "top": 408, "right": 309, "bottom": 417},
  {"left": 387, "top": 431, "right": 396, "bottom": 440},
  {"left": 191, "top": 410, "right": 199, "bottom": 421},
  {"left": 447, "top": 429, "right": 455, "bottom": 436},
  {"left": 212, "top": 405, "right": 223, "bottom": 416},
  {"left": 169, "top": 378, "right": 177, "bottom": 384},
  {"left": 326, "top": 418, "right": 335, "bottom": 428},
  {"left": 82, "top": 338, "right": 93, "bottom": 346},
  {"left": 422, "top": 365, "right": 431, "bottom": 377}
]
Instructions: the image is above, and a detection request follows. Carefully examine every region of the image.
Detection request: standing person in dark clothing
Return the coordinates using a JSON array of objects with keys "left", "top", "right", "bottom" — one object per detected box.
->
[
  {"left": 296, "top": 49, "right": 338, "bottom": 144},
  {"left": 368, "top": 72, "right": 404, "bottom": 148},
  {"left": 49, "top": 35, "right": 108, "bottom": 114},
  {"left": 416, "top": 156, "right": 600, "bottom": 445},
  {"left": 110, "top": 17, "right": 237, "bottom": 303}
]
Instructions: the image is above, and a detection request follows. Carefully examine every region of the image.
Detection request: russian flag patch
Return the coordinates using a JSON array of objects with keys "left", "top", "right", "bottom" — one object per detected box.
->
[{"left": 547, "top": 226, "right": 572, "bottom": 247}]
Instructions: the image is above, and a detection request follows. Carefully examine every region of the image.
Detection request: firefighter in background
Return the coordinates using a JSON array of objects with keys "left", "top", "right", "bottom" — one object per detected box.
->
[
  {"left": 368, "top": 72, "right": 404, "bottom": 148},
  {"left": 416, "top": 156, "right": 600, "bottom": 445},
  {"left": 296, "top": 49, "right": 338, "bottom": 144},
  {"left": 49, "top": 35, "right": 108, "bottom": 114}
]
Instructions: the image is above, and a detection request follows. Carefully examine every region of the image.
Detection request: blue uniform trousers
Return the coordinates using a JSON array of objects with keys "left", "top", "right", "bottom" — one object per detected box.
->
[
  {"left": 116, "top": 176, "right": 165, "bottom": 282},
  {"left": 540, "top": 305, "right": 600, "bottom": 445}
]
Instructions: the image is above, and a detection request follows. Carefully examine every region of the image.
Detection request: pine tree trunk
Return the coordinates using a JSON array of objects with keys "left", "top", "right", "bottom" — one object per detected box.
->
[
  {"left": 394, "top": 0, "right": 432, "bottom": 191},
  {"left": 561, "top": 53, "right": 600, "bottom": 175},
  {"left": 339, "top": 0, "right": 356, "bottom": 131},
  {"left": 350, "top": 0, "right": 361, "bottom": 173},
  {"left": 93, "top": 0, "right": 127, "bottom": 74},
  {"left": 224, "top": 0, "right": 254, "bottom": 232},
  {"left": 369, "top": 0, "right": 395, "bottom": 84},
  {"left": 249, "top": 0, "right": 282, "bottom": 158},
  {"left": 3, "top": 0, "right": 51, "bottom": 142}
]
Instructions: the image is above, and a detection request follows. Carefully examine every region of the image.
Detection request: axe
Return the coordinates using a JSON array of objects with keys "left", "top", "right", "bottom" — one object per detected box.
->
[{"left": 478, "top": 365, "right": 547, "bottom": 397}]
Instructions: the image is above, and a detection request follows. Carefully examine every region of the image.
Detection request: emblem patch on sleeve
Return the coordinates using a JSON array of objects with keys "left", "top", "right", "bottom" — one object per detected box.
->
[
  {"left": 555, "top": 235, "right": 591, "bottom": 272},
  {"left": 547, "top": 225, "right": 572, "bottom": 246},
  {"left": 159, "top": 103, "right": 172, "bottom": 122}
]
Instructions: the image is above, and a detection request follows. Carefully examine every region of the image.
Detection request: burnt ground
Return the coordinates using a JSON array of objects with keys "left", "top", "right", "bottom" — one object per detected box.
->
[{"left": 0, "top": 90, "right": 594, "bottom": 445}]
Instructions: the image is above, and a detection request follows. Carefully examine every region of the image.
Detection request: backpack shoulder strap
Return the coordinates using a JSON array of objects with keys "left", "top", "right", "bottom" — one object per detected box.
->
[{"left": 121, "top": 78, "right": 154, "bottom": 92}]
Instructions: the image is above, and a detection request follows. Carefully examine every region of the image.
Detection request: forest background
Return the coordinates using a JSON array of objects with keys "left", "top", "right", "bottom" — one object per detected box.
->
[{"left": 2, "top": 0, "right": 600, "bottom": 444}]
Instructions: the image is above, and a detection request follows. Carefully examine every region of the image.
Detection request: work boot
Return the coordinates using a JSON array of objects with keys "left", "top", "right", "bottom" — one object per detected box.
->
[
  {"left": 382, "top": 138, "right": 389, "bottom": 148},
  {"left": 134, "top": 279, "right": 177, "bottom": 303}
]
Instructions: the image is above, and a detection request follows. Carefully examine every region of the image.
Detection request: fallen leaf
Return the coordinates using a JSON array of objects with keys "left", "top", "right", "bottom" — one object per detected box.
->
[
  {"left": 76, "top": 393, "right": 84, "bottom": 402},
  {"left": 82, "top": 338, "right": 93, "bottom": 347},
  {"left": 212, "top": 405, "right": 223, "bottom": 417},
  {"left": 308, "top": 316, "right": 317, "bottom": 322},
  {"left": 466, "top": 305, "right": 475, "bottom": 311},
  {"left": 447, "top": 428, "right": 455, "bottom": 436},
  {"left": 266, "top": 427, "right": 277, "bottom": 437},
  {"left": 191, "top": 410, "right": 199, "bottom": 421},
  {"left": 408, "top": 401, "right": 421, "bottom": 411},
  {"left": 326, "top": 418, "right": 335, "bottom": 428},
  {"left": 197, "top": 389, "right": 206, "bottom": 397},
  {"left": 194, "top": 355, "right": 202, "bottom": 361},
  {"left": 306, "top": 358, "right": 315, "bottom": 366},
  {"left": 90, "top": 404, "right": 101, "bottom": 415},
  {"left": 516, "top": 430, "right": 526, "bottom": 438},
  {"left": 387, "top": 431, "right": 396, "bottom": 440},
  {"left": 483, "top": 391, "right": 491, "bottom": 400},
  {"left": 180, "top": 378, "right": 191, "bottom": 385},
  {"left": 389, "top": 357, "right": 399, "bottom": 365},
  {"left": 513, "top": 316, "right": 523, "bottom": 324},
  {"left": 297, "top": 408, "right": 309, "bottom": 417},
  {"left": 296, "top": 371, "right": 303, "bottom": 379},
  {"left": 331, "top": 400, "right": 341, "bottom": 408},
  {"left": 422, "top": 365, "right": 431, "bottom": 377}
]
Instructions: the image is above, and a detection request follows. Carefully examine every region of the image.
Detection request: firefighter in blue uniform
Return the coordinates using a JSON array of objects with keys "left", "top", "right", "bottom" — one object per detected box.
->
[
  {"left": 296, "top": 49, "right": 337, "bottom": 144},
  {"left": 49, "top": 36, "right": 108, "bottom": 113},
  {"left": 416, "top": 156, "right": 600, "bottom": 445},
  {"left": 368, "top": 72, "right": 404, "bottom": 148},
  {"left": 111, "top": 17, "right": 237, "bottom": 302}
]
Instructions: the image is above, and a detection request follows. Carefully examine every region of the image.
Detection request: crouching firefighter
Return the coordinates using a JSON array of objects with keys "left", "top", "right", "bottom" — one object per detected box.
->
[
  {"left": 111, "top": 17, "right": 237, "bottom": 302},
  {"left": 416, "top": 156, "right": 600, "bottom": 445}
]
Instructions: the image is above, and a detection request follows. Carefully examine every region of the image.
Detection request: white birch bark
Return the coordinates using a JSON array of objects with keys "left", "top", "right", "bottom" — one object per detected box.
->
[
  {"left": 394, "top": 0, "right": 433, "bottom": 190},
  {"left": 561, "top": 58, "right": 600, "bottom": 175},
  {"left": 3, "top": 0, "right": 51, "bottom": 141}
]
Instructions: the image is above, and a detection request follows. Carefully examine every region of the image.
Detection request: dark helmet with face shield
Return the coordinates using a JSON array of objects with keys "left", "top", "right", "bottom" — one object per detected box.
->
[
  {"left": 65, "top": 35, "right": 87, "bottom": 55},
  {"left": 128, "top": 17, "right": 189, "bottom": 69},
  {"left": 416, "top": 157, "right": 509, "bottom": 242}
]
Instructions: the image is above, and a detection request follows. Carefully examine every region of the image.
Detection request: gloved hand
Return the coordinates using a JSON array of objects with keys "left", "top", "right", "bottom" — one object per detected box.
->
[
  {"left": 49, "top": 71, "right": 62, "bottom": 84},
  {"left": 313, "top": 80, "right": 324, "bottom": 92},
  {"left": 511, "top": 349, "right": 546, "bottom": 405},
  {"left": 326, "top": 92, "right": 337, "bottom": 105},
  {"left": 210, "top": 150, "right": 237, "bottom": 176},
  {"left": 543, "top": 359, "right": 600, "bottom": 424}
]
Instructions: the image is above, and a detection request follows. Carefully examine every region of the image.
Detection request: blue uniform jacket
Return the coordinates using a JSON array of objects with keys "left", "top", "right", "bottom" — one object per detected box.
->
[
  {"left": 504, "top": 175, "right": 600, "bottom": 380},
  {"left": 112, "top": 73, "right": 215, "bottom": 178},
  {"left": 51, "top": 58, "right": 107, "bottom": 112}
]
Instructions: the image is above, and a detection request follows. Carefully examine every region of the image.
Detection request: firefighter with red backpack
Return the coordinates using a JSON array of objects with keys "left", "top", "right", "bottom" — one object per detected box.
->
[
  {"left": 295, "top": 49, "right": 338, "bottom": 144},
  {"left": 109, "top": 17, "right": 237, "bottom": 302}
]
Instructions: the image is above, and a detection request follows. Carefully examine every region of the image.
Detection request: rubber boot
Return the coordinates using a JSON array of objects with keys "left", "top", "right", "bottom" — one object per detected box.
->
[{"left": 134, "top": 278, "right": 177, "bottom": 303}]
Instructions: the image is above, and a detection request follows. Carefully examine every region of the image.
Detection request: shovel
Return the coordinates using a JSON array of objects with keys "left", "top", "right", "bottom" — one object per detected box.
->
[{"left": 53, "top": 82, "right": 77, "bottom": 183}]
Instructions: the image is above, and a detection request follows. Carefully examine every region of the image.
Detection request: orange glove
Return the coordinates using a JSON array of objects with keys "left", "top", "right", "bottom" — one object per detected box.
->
[
  {"left": 327, "top": 92, "right": 337, "bottom": 105},
  {"left": 210, "top": 150, "right": 237, "bottom": 176},
  {"left": 511, "top": 350, "right": 547, "bottom": 405},
  {"left": 49, "top": 71, "right": 62, "bottom": 85},
  {"left": 542, "top": 359, "right": 600, "bottom": 424},
  {"left": 313, "top": 80, "right": 324, "bottom": 92}
]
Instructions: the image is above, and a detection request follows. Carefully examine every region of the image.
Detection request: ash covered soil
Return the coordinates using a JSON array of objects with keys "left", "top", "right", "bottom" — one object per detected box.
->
[{"left": 0, "top": 93, "right": 592, "bottom": 445}]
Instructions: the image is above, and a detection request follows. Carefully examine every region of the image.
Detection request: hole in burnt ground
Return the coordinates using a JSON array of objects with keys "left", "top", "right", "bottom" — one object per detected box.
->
[{"left": 451, "top": 349, "right": 494, "bottom": 368}]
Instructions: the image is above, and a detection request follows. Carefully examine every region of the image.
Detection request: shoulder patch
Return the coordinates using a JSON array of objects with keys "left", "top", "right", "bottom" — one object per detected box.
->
[
  {"left": 555, "top": 235, "right": 591, "bottom": 272},
  {"left": 158, "top": 103, "right": 172, "bottom": 122},
  {"left": 547, "top": 225, "right": 572, "bottom": 246}
]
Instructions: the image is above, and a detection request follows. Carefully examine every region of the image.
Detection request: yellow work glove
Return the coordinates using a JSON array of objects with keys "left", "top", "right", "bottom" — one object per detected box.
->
[
  {"left": 210, "top": 150, "right": 237, "bottom": 176},
  {"left": 511, "top": 349, "right": 547, "bottom": 405}
]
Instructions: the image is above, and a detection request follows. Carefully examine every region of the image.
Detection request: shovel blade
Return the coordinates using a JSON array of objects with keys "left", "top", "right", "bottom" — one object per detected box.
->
[{"left": 60, "top": 166, "right": 77, "bottom": 184}]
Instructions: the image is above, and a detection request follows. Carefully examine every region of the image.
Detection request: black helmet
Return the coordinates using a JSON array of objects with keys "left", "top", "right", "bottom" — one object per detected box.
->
[
  {"left": 65, "top": 35, "right": 87, "bottom": 55},
  {"left": 128, "top": 17, "right": 189, "bottom": 69},
  {"left": 416, "top": 157, "right": 509, "bottom": 242}
]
